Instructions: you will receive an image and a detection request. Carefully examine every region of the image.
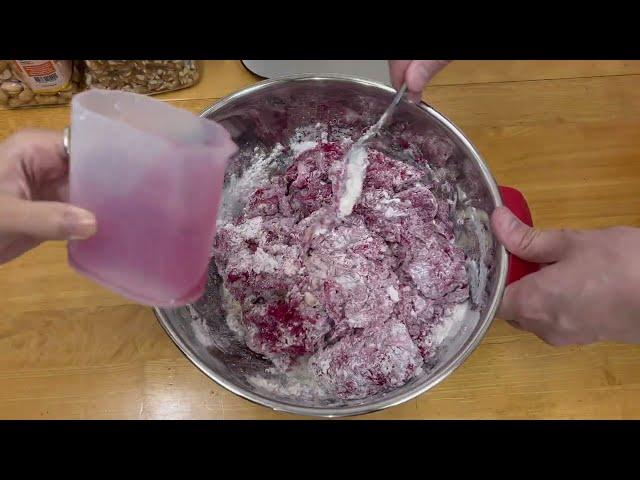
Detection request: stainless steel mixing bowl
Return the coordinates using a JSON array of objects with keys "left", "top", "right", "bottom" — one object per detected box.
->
[{"left": 153, "top": 74, "right": 510, "bottom": 417}]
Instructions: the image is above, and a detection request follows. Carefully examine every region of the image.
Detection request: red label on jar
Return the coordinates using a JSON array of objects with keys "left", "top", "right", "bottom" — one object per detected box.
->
[{"left": 12, "top": 60, "right": 72, "bottom": 93}]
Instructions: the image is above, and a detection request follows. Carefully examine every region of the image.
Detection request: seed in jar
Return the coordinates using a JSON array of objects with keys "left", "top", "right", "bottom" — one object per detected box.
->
[
  {"left": 1, "top": 81, "right": 23, "bottom": 95},
  {"left": 8, "top": 97, "right": 24, "bottom": 108},
  {"left": 35, "top": 95, "right": 58, "bottom": 105},
  {"left": 18, "top": 87, "right": 34, "bottom": 102},
  {"left": 1, "top": 69, "right": 12, "bottom": 81}
]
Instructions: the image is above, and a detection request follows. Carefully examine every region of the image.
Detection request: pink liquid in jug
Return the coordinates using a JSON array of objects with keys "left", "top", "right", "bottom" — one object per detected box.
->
[
  {"left": 67, "top": 89, "right": 237, "bottom": 307},
  {"left": 68, "top": 154, "right": 227, "bottom": 306}
]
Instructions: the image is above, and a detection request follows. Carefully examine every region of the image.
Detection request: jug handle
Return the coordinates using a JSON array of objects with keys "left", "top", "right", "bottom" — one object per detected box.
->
[
  {"left": 63, "top": 126, "right": 70, "bottom": 157},
  {"left": 498, "top": 186, "right": 540, "bottom": 286}
]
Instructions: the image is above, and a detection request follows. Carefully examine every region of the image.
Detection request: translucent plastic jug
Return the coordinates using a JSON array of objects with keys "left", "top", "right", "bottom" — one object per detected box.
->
[{"left": 67, "top": 89, "right": 237, "bottom": 307}]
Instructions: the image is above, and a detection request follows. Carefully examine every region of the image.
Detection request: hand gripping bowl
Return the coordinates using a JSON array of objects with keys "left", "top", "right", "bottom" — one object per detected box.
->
[{"left": 153, "top": 75, "right": 538, "bottom": 417}]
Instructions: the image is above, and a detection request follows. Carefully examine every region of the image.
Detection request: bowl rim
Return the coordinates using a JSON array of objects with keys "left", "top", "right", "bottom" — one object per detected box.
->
[{"left": 154, "top": 73, "right": 508, "bottom": 418}]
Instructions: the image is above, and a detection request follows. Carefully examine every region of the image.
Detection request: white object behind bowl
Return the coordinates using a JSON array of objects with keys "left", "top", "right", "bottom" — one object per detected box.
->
[{"left": 242, "top": 60, "right": 391, "bottom": 85}]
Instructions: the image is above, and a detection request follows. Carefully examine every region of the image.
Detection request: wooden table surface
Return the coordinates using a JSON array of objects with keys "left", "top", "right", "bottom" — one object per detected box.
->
[{"left": 1, "top": 60, "right": 639, "bottom": 419}]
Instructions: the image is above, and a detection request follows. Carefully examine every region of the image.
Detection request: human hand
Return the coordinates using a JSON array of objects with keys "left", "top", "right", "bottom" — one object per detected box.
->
[
  {"left": 388, "top": 60, "right": 451, "bottom": 102},
  {"left": 491, "top": 206, "right": 640, "bottom": 346},
  {"left": 0, "top": 129, "right": 96, "bottom": 264}
]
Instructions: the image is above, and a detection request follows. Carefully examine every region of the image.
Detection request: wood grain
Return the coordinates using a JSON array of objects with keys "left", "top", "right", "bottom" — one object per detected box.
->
[{"left": 1, "top": 60, "right": 639, "bottom": 419}]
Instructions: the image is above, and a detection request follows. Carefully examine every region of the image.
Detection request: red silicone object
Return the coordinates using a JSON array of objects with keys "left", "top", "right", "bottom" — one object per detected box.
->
[{"left": 499, "top": 186, "right": 541, "bottom": 285}]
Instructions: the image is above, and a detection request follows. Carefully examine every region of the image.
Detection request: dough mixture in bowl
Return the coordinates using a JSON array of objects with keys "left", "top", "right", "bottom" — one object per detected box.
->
[{"left": 212, "top": 128, "right": 472, "bottom": 400}]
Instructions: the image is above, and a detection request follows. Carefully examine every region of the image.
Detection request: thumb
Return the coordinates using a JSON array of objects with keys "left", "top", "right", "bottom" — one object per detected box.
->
[
  {"left": 490, "top": 205, "right": 570, "bottom": 263},
  {"left": 0, "top": 195, "right": 96, "bottom": 241}
]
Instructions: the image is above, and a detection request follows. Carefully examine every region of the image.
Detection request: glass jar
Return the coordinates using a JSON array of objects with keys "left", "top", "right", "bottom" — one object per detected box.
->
[
  {"left": 0, "top": 60, "right": 84, "bottom": 109},
  {"left": 83, "top": 60, "right": 201, "bottom": 95}
]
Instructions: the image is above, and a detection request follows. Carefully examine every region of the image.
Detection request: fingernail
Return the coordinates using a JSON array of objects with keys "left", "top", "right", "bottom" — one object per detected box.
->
[
  {"left": 66, "top": 207, "right": 97, "bottom": 240},
  {"left": 407, "top": 91, "right": 422, "bottom": 103}
]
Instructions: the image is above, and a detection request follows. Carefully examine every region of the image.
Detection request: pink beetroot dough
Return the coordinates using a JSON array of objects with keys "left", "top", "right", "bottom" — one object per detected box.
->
[{"left": 213, "top": 138, "right": 469, "bottom": 400}]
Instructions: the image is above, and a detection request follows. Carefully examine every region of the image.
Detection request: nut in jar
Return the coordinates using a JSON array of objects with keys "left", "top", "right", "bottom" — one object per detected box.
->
[
  {"left": 84, "top": 60, "right": 200, "bottom": 95},
  {"left": 0, "top": 60, "right": 83, "bottom": 109}
]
